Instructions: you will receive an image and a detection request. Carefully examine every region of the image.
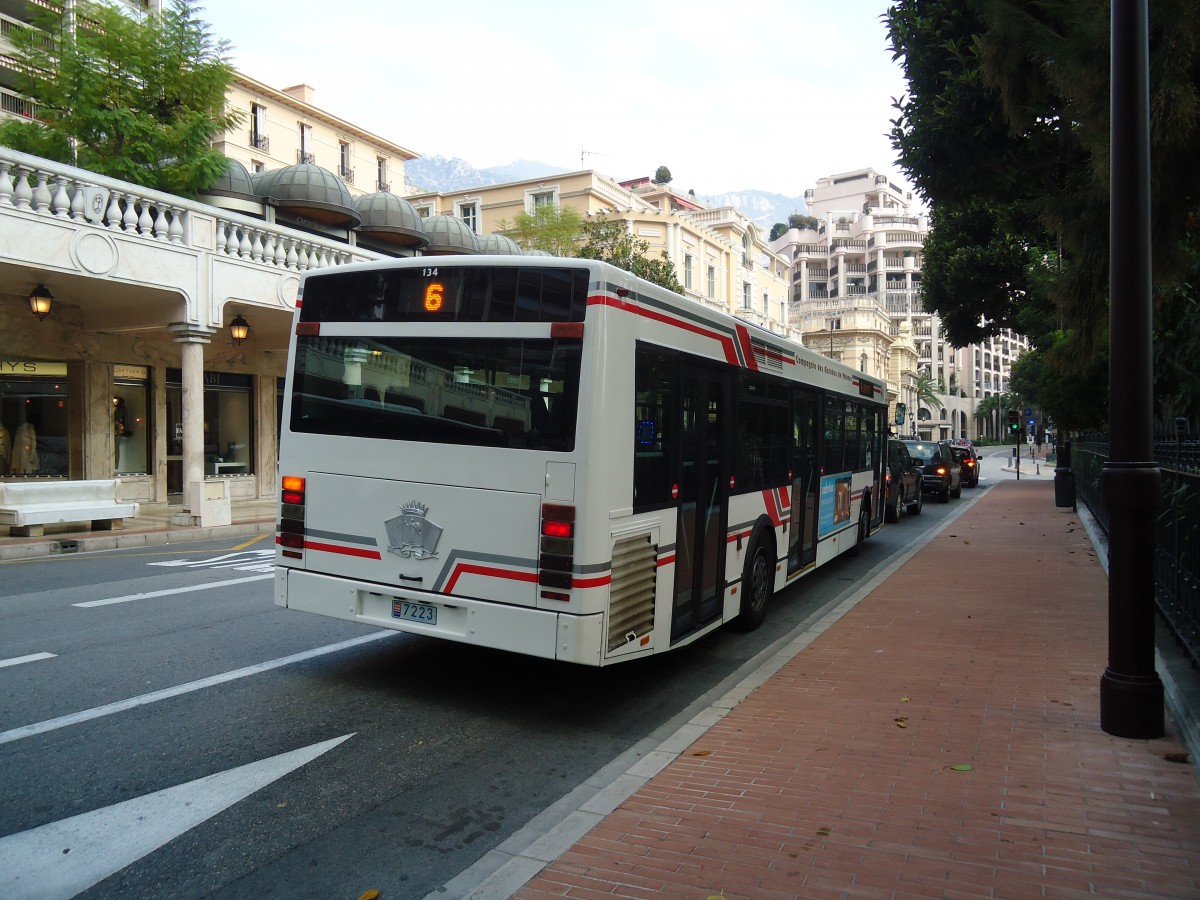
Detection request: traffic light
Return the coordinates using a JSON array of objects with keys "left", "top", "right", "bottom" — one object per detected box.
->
[{"left": 1007, "top": 409, "right": 1020, "bottom": 434}]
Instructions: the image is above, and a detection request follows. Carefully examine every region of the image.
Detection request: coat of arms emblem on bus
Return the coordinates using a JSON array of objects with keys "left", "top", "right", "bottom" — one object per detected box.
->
[{"left": 385, "top": 500, "right": 443, "bottom": 559}]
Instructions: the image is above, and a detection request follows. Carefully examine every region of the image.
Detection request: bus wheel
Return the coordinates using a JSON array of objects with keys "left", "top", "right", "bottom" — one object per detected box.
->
[
  {"left": 731, "top": 535, "right": 773, "bottom": 631},
  {"left": 851, "top": 503, "right": 870, "bottom": 556}
]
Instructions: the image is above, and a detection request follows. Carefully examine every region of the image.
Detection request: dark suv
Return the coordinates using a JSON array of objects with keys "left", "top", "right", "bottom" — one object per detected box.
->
[
  {"left": 884, "top": 438, "right": 923, "bottom": 522},
  {"left": 902, "top": 439, "right": 962, "bottom": 502},
  {"left": 950, "top": 443, "right": 981, "bottom": 488}
]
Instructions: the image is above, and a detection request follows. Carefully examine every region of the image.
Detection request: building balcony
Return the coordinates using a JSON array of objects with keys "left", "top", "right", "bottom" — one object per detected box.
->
[
  {"left": 296, "top": 150, "right": 315, "bottom": 164},
  {"left": 338, "top": 166, "right": 354, "bottom": 184},
  {"left": 249, "top": 132, "right": 270, "bottom": 153}
]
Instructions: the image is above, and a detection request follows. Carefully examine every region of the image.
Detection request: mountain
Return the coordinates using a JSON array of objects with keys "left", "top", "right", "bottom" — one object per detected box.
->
[
  {"left": 403, "top": 156, "right": 806, "bottom": 232},
  {"left": 699, "top": 190, "right": 810, "bottom": 234},
  {"left": 404, "top": 156, "right": 569, "bottom": 193}
]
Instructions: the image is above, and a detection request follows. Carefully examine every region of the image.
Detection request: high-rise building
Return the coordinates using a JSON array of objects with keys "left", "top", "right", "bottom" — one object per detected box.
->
[{"left": 771, "top": 167, "right": 1029, "bottom": 440}]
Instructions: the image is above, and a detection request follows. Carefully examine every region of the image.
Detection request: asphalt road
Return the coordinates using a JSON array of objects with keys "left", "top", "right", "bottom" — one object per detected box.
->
[{"left": 0, "top": 483, "right": 989, "bottom": 900}]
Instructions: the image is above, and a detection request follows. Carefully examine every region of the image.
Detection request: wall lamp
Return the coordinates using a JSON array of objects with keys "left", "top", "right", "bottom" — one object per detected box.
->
[
  {"left": 29, "top": 284, "right": 53, "bottom": 320},
  {"left": 229, "top": 314, "right": 250, "bottom": 345}
]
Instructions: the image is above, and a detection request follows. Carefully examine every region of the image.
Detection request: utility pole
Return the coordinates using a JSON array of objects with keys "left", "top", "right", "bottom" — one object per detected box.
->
[{"left": 1101, "top": 0, "right": 1163, "bottom": 738}]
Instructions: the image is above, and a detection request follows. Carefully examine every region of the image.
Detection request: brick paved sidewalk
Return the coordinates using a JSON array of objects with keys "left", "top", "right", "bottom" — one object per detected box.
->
[{"left": 515, "top": 480, "right": 1200, "bottom": 899}]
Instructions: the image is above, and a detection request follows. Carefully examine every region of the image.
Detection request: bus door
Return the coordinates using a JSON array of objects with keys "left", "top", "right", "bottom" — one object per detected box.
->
[
  {"left": 788, "top": 389, "right": 821, "bottom": 573},
  {"left": 671, "top": 364, "right": 729, "bottom": 641}
]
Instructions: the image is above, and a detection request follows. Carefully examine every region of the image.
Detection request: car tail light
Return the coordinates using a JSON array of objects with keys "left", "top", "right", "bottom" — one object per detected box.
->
[
  {"left": 935, "top": 465, "right": 948, "bottom": 476},
  {"left": 278, "top": 475, "right": 306, "bottom": 559},
  {"left": 539, "top": 503, "right": 575, "bottom": 596}
]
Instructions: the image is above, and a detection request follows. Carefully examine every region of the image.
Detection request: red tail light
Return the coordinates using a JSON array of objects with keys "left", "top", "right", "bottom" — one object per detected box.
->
[
  {"left": 540, "top": 503, "right": 575, "bottom": 594},
  {"left": 278, "top": 475, "right": 306, "bottom": 559}
]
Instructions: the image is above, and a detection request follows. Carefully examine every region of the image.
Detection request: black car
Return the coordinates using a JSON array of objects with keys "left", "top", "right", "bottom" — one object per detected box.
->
[
  {"left": 884, "top": 438, "right": 923, "bottom": 522},
  {"left": 902, "top": 439, "right": 962, "bottom": 502},
  {"left": 950, "top": 443, "right": 981, "bottom": 487}
]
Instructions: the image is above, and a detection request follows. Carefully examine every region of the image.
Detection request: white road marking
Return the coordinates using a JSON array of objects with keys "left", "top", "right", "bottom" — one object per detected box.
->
[
  {"left": 0, "top": 631, "right": 394, "bottom": 746},
  {"left": 0, "top": 734, "right": 353, "bottom": 900},
  {"left": 73, "top": 574, "right": 274, "bottom": 607},
  {"left": 0, "top": 652, "right": 57, "bottom": 669},
  {"left": 147, "top": 550, "right": 275, "bottom": 569}
]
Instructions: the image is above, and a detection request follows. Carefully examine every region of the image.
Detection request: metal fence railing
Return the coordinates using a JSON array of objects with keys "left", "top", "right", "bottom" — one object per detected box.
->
[{"left": 1073, "top": 436, "right": 1200, "bottom": 670}]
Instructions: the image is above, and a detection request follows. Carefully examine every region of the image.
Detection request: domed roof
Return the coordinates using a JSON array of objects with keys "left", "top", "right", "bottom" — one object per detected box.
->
[
  {"left": 524, "top": 248, "right": 553, "bottom": 256},
  {"left": 478, "top": 233, "right": 522, "bottom": 255},
  {"left": 354, "top": 192, "right": 428, "bottom": 248},
  {"left": 252, "top": 163, "right": 360, "bottom": 228},
  {"left": 422, "top": 215, "right": 480, "bottom": 255},
  {"left": 208, "top": 157, "right": 257, "bottom": 199}
]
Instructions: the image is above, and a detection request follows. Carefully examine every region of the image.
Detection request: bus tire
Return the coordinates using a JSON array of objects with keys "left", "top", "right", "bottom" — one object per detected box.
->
[
  {"left": 731, "top": 530, "right": 773, "bottom": 632},
  {"left": 850, "top": 498, "right": 870, "bottom": 556}
]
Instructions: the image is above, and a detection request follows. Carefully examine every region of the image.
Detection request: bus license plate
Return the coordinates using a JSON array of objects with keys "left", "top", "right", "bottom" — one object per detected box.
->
[{"left": 392, "top": 599, "right": 437, "bottom": 625}]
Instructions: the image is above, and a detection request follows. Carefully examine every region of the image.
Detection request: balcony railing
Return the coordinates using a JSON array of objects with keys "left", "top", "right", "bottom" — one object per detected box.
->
[
  {"left": 249, "top": 132, "right": 270, "bottom": 153},
  {"left": 297, "top": 150, "right": 315, "bottom": 164},
  {"left": 338, "top": 166, "right": 354, "bottom": 184},
  {"left": 377, "top": 181, "right": 390, "bottom": 192}
]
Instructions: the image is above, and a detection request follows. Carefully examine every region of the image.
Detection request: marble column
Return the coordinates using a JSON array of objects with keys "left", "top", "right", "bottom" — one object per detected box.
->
[{"left": 170, "top": 324, "right": 214, "bottom": 514}]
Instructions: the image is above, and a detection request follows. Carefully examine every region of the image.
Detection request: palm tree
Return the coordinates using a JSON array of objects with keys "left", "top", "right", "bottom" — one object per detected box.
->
[{"left": 915, "top": 370, "right": 943, "bottom": 428}]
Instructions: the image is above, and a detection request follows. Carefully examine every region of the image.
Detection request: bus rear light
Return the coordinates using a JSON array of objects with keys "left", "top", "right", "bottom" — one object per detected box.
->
[
  {"left": 281, "top": 475, "right": 306, "bottom": 506},
  {"left": 540, "top": 589, "right": 570, "bottom": 602},
  {"left": 542, "top": 520, "right": 573, "bottom": 539},
  {"left": 551, "top": 322, "right": 585, "bottom": 339},
  {"left": 539, "top": 570, "right": 572, "bottom": 589},
  {"left": 540, "top": 503, "right": 575, "bottom": 595},
  {"left": 279, "top": 532, "right": 304, "bottom": 549},
  {"left": 296, "top": 322, "right": 320, "bottom": 336}
]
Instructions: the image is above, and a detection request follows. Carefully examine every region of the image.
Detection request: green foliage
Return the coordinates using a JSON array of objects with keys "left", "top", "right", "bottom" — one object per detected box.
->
[
  {"left": 578, "top": 218, "right": 683, "bottom": 293},
  {"left": 915, "top": 370, "right": 943, "bottom": 413},
  {"left": 769, "top": 222, "right": 788, "bottom": 242},
  {"left": 1009, "top": 333, "right": 1108, "bottom": 434},
  {"left": 654, "top": 165, "right": 672, "bottom": 184},
  {"left": 0, "top": 0, "right": 242, "bottom": 196},
  {"left": 788, "top": 214, "right": 819, "bottom": 230},
  {"left": 886, "top": 0, "right": 1200, "bottom": 424},
  {"left": 494, "top": 204, "right": 584, "bottom": 255}
]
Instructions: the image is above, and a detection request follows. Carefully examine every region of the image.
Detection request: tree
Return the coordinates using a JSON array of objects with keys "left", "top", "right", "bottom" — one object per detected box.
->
[
  {"left": 0, "top": 0, "right": 242, "bottom": 196},
  {"left": 578, "top": 218, "right": 683, "bottom": 293},
  {"left": 787, "top": 213, "right": 819, "bottom": 231},
  {"left": 915, "top": 369, "right": 943, "bottom": 417},
  {"left": 654, "top": 166, "right": 672, "bottom": 184},
  {"left": 886, "top": 0, "right": 1200, "bottom": 425},
  {"left": 493, "top": 204, "right": 584, "bottom": 255},
  {"left": 769, "top": 223, "right": 788, "bottom": 242}
]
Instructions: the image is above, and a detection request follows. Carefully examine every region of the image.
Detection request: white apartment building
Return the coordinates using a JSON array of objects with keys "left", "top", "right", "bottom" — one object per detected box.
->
[{"left": 771, "top": 168, "right": 1029, "bottom": 440}]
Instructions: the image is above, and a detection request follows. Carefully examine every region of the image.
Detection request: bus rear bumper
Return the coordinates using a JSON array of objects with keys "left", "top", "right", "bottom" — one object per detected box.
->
[{"left": 275, "top": 568, "right": 605, "bottom": 665}]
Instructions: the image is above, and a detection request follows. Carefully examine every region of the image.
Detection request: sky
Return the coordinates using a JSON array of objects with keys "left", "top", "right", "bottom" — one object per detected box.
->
[{"left": 198, "top": 0, "right": 912, "bottom": 200}]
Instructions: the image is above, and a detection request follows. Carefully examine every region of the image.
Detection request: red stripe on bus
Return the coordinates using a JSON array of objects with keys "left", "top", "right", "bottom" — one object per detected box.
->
[
  {"left": 444, "top": 563, "right": 539, "bottom": 594},
  {"left": 727, "top": 528, "right": 753, "bottom": 544},
  {"left": 657, "top": 554, "right": 675, "bottom": 567},
  {"left": 779, "top": 485, "right": 791, "bottom": 507},
  {"left": 735, "top": 323, "right": 758, "bottom": 371},
  {"left": 572, "top": 574, "right": 612, "bottom": 589},
  {"left": 588, "top": 294, "right": 740, "bottom": 366},
  {"left": 301, "top": 539, "right": 382, "bottom": 560},
  {"left": 761, "top": 489, "right": 784, "bottom": 526}
]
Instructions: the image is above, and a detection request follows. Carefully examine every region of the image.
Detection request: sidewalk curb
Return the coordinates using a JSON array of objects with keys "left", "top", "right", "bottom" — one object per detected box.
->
[{"left": 0, "top": 521, "right": 274, "bottom": 562}]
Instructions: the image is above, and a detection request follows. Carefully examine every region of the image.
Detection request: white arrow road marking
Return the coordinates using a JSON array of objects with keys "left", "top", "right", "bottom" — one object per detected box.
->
[
  {"left": 73, "top": 574, "right": 273, "bottom": 608},
  {"left": 0, "top": 652, "right": 57, "bottom": 669},
  {"left": 147, "top": 550, "right": 275, "bottom": 569},
  {"left": 0, "top": 734, "right": 353, "bottom": 900}
]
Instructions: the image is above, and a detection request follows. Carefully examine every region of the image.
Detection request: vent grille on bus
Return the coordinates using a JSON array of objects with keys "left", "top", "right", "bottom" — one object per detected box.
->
[
  {"left": 606, "top": 533, "right": 657, "bottom": 652},
  {"left": 750, "top": 339, "right": 785, "bottom": 373}
]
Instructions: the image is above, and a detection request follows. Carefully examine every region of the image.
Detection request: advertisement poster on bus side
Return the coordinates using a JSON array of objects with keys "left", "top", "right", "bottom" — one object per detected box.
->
[{"left": 818, "top": 473, "right": 852, "bottom": 537}]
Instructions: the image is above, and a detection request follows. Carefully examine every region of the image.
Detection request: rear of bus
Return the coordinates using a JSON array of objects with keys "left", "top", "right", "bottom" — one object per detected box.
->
[{"left": 275, "top": 258, "right": 619, "bottom": 664}]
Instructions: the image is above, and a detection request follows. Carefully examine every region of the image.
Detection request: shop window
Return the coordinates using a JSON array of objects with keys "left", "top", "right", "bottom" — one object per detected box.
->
[
  {"left": 0, "top": 363, "right": 69, "bottom": 477},
  {"left": 113, "top": 368, "right": 150, "bottom": 475},
  {"left": 166, "top": 370, "right": 254, "bottom": 491}
]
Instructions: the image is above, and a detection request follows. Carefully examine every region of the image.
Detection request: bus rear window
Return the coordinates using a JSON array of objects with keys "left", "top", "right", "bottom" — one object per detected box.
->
[
  {"left": 289, "top": 336, "right": 581, "bottom": 451},
  {"left": 299, "top": 265, "right": 589, "bottom": 323}
]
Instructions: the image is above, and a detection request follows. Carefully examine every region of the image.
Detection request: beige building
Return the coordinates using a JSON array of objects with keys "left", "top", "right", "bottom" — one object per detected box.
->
[
  {"left": 772, "top": 167, "right": 1028, "bottom": 440},
  {"left": 406, "top": 171, "right": 795, "bottom": 337},
  {"left": 214, "top": 76, "right": 417, "bottom": 199}
]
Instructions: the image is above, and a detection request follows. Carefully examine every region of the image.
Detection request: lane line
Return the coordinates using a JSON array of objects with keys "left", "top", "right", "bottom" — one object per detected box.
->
[
  {"left": 0, "top": 631, "right": 395, "bottom": 746},
  {"left": 73, "top": 574, "right": 274, "bottom": 607},
  {"left": 230, "top": 532, "right": 270, "bottom": 552},
  {"left": 0, "top": 652, "right": 57, "bottom": 669}
]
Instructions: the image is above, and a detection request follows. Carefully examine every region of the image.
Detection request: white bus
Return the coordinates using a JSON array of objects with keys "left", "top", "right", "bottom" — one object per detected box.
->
[{"left": 275, "top": 256, "right": 886, "bottom": 666}]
